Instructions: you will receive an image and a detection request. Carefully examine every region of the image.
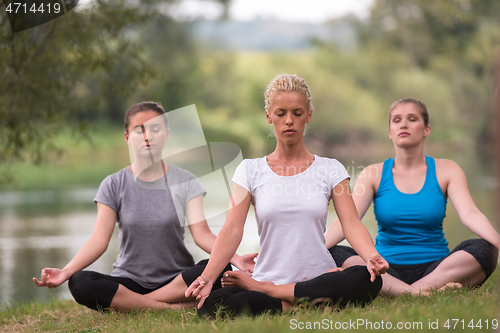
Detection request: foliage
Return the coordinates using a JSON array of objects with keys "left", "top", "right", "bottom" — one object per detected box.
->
[
  {"left": 0, "top": 0, "right": 164, "bottom": 188},
  {"left": 3, "top": 0, "right": 500, "bottom": 188}
]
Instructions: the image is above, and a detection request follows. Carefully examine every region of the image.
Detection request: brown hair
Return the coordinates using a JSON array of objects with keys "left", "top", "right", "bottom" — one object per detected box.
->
[
  {"left": 264, "top": 74, "right": 313, "bottom": 113},
  {"left": 124, "top": 102, "right": 167, "bottom": 133},
  {"left": 388, "top": 98, "right": 429, "bottom": 127}
]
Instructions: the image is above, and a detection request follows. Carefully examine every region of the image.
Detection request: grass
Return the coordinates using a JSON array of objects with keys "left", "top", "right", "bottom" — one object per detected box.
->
[{"left": 1, "top": 273, "right": 498, "bottom": 333}]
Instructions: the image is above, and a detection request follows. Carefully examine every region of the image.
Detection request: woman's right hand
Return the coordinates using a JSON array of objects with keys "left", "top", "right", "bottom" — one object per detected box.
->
[
  {"left": 33, "top": 268, "right": 70, "bottom": 289},
  {"left": 185, "top": 275, "right": 213, "bottom": 308}
]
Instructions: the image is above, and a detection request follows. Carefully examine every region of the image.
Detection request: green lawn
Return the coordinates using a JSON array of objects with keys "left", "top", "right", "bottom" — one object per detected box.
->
[{"left": 1, "top": 272, "right": 498, "bottom": 333}]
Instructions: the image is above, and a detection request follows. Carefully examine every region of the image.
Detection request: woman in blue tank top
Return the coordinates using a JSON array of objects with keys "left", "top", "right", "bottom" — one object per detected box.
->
[{"left": 326, "top": 98, "right": 499, "bottom": 296}]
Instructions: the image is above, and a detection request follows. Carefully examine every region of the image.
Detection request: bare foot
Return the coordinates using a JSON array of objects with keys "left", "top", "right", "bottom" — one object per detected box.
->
[
  {"left": 408, "top": 282, "right": 463, "bottom": 296},
  {"left": 158, "top": 301, "right": 197, "bottom": 310},
  {"left": 281, "top": 300, "right": 293, "bottom": 312},
  {"left": 325, "top": 267, "right": 344, "bottom": 273},
  {"left": 221, "top": 270, "right": 274, "bottom": 292},
  {"left": 438, "top": 282, "right": 463, "bottom": 292}
]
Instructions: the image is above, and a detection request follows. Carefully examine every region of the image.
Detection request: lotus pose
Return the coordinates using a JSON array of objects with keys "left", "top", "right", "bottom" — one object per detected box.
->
[
  {"left": 33, "top": 101, "right": 256, "bottom": 311},
  {"left": 326, "top": 98, "right": 499, "bottom": 296},
  {"left": 185, "top": 74, "right": 389, "bottom": 317}
]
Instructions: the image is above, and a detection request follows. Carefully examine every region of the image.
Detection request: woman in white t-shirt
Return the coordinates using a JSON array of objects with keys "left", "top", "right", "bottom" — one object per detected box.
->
[{"left": 186, "top": 74, "right": 389, "bottom": 317}]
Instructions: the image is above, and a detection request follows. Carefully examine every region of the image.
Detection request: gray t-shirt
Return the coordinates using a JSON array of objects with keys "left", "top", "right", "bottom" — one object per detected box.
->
[
  {"left": 94, "top": 165, "right": 206, "bottom": 288},
  {"left": 232, "top": 155, "right": 350, "bottom": 285}
]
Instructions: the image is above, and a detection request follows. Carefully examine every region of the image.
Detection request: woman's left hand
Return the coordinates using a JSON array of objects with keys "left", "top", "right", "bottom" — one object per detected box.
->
[
  {"left": 231, "top": 253, "right": 258, "bottom": 275},
  {"left": 366, "top": 253, "right": 389, "bottom": 282}
]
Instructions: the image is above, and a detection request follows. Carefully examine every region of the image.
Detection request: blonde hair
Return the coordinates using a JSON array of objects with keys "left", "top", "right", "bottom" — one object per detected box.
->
[{"left": 264, "top": 74, "right": 313, "bottom": 113}]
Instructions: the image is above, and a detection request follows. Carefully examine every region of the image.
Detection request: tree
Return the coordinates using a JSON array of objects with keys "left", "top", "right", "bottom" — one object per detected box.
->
[{"left": 0, "top": 0, "right": 233, "bottom": 187}]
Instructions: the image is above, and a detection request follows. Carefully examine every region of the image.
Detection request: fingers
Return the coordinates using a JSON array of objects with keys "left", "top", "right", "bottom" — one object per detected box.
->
[
  {"left": 185, "top": 280, "right": 202, "bottom": 298},
  {"left": 369, "top": 256, "right": 389, "bottom": 275},
  {"left": 197, "top": 294, "right": 208, "bottom": 309},
  {"left": 33, "top": 277, "right": 44, "bottom": 287},
  {"left": 34, "top": 269, "right": 49, "bottom": 287},
  {"left": 370, "top": 271, "right": 376, "bottom": 282}
]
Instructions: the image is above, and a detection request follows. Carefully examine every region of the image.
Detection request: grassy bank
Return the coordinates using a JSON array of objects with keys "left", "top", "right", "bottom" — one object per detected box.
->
[
  {"left": 1, "top": 272, "right": 498, "bottom": 333},
  {"left": 4, "top": 125, "right": 130, "bottom": 191}
]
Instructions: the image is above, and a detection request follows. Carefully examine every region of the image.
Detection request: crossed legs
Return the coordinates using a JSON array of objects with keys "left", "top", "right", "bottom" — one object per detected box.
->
[{"left": 338, "top": 249, "right": 494, "bottom": 296}]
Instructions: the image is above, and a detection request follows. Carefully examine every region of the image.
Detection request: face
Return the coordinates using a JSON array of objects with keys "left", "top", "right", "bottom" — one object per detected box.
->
[
  {"left": 388, "top": 103, "right": 430, "bottom": 146},
  {"left": 124, "top": 110, "right": 170, "bottom": 158},
  {"left": 266, "top": 92, "right": 312, "bottom": 144}
]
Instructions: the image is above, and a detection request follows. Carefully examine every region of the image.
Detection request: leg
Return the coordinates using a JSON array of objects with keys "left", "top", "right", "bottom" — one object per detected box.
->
[
  {"left": 329, "top": 245, "right": 365, "bottom": 269},
  {"left": 221, "top": 270, "right": 295, "bottom": 302},
  {"left": 379, "top": 272, "right": 425, "bottom": 296},
  {"left": 224, "top": 266, "right": 381, "bottom": 308},
  {"left": 146, "top": 260, "right": 233, "bottom": 303},
  {"left": 145, "top": 274, "right": 194, "bottom": 303},
  {"left": 110, "top": 284, "right": 193, "bottom": 311},
  {"left": 69, "top": 271, "right": 182, "bottom": 311},
  {"left": 294, "top": 266, "right": 382, "bottom": 308},
  {"left": 411, "top": 238, "right": 497, "bottom": 292},
  {"left": 341, "top": 255, "right": 366, "bottom": 268},
  {"left": 328, "top": 245, "right": 420, "bottom": 297},
  {"left": 411, "top": 250, "right": 484, "bottom": 292},
  {"left": 221, "top": 270, "right": 275, "bottom": 290},
  {"left": 198, "top": 287, "right": 283, "bottom": 318}
]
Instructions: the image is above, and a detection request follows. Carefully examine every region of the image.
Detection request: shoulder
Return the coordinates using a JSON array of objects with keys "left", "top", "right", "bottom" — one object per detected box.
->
[
  {"left": 434, "top": 158, "right": 461, "bottom": 170},
  {"left": 313, "top": 155, "right": 347, "bottom": 171},
  {"left": 434, "top": 158, "right": 464, "bottom": 176},
  {"left": 358, "top": 162, "right": 384, "bottom": 180},
  {"left": 236, "top": 157, "right": 265, "bottom": 172},
  {"left": 168, "top": 164, "right": 197, "bottom": 181},
  {"left": 434, "top": 158, "right": 466, "bottom": 183},
  {"left": 245, "top": 157, "right": 265, "bottom": 166},
  {"left": 100, "top": 167, "right": 129, "bottom": 186}
]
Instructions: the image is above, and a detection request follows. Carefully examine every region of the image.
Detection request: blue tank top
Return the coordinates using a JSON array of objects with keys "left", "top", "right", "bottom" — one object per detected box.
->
[{"left": 373, "top": 156, "right": 450, "bottom": 264}]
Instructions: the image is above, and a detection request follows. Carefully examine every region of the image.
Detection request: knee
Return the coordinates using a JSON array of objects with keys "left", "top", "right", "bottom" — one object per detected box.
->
[
  {"left": 197, "top": 288, "right": 234, "bottom": 319},
  {"left": 346, "top": 266, "right": 383, "bottom": 300},
  {"left": 68, "top": 271, "right": 90, "bottom": 302},
  {"left": 68, "top": 271, "right": 111, "bottom": 310}
]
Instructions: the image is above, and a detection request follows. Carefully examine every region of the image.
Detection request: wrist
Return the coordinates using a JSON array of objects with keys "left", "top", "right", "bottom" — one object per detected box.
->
[
  {"left": 229, "top": 254, "right": 240, "bottom": 265},
  {"left": 61, "top": 267, "right": 75, "bottom": 278}
]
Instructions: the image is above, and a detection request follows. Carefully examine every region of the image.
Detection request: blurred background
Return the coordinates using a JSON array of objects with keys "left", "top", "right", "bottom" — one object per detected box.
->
[{"left": 1, "top": 0, "right": 499, "bottom": 305}]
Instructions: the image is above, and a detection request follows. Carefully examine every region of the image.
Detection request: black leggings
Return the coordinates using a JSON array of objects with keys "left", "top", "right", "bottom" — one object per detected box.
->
[
  {"left": 330, "top": 239, "right": 498, "bottom": 285},
  {"left": 68, "top": 259, "right": 231, "bottom": 311},
  {"left": 198, "top": 266, "right": 382, "bottom": 318}
]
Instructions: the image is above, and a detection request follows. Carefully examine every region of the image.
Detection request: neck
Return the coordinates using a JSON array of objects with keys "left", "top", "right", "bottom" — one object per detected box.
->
[
  {"left": 270, "top": 139, "right": 312, "bottom": 163},
  {"left": 131, "top": 158, "right": 166, "bottom": 180},
  {"left": 393, "top": 144, "right": 426, "bottom": 169}
]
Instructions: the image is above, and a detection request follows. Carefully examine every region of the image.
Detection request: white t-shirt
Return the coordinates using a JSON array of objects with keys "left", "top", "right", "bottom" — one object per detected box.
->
[{"left": 232, "top": 155, "right": 350, "bottom": 285}]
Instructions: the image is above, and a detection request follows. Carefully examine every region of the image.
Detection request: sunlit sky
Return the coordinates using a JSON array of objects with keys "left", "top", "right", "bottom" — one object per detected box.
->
[{"left": 81, "top": 0, "right": 374, "bottom": 23}]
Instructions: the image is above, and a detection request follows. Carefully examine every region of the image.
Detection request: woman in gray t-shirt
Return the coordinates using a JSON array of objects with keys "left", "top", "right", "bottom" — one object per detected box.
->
[{"left": 33, "top": 102, "right": 256, "bottom": 311}]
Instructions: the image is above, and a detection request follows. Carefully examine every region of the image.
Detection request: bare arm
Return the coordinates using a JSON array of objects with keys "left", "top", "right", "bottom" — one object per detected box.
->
[
  {"left": 187, "top": 194, "right": 257, "bottom": 273},
  {"left": 33, "top": 202, "right": 116, "bottom": 288},
  {"left": 325, "top": 165, "right": 378, "bottom": 248},
  {"left": 186, "top": 183, "right": 251, "bottom": 307},
  {"left": 444, "top": 160, "right": 500, "bottom": 250},
  {"left": 332, "top": 179, "right": 388, "bottom": 281}
]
